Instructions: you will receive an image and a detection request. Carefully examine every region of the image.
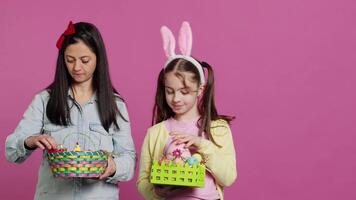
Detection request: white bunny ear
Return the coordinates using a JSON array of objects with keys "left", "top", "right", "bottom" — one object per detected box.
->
[
  {"left": 160, "top": 26, "right": 176, "bottom": 58},
  {"left": 178, "top": 21, "right": 193, "bottom": 56}
]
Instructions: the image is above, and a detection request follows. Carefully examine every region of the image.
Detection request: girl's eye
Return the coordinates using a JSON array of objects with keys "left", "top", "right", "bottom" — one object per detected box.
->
[
  {"left": 180, "top": 89, "right": 190, "bottom": 95},
  {"left": 67, "top": 60, "right": 75, "bottom": 63},
  {"left": 82, "top": 60, "right": 89, "bottom": 64}
]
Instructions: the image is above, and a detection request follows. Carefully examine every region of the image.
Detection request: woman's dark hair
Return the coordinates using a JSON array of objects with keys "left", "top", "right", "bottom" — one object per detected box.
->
[
  {"left": 46, "top": 22, "right": 125, "bottom": 131},
  {"left": 152, "top": 58, "right": 234, "bottom": 144}
]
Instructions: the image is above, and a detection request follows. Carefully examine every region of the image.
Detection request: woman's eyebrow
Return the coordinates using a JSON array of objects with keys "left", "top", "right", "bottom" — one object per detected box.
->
[
  {"left": 65, "top": 55, "right": 75, "bottom": 59},
  {"left": 65, "top": 55, "right": 90, "bottom": 59}
]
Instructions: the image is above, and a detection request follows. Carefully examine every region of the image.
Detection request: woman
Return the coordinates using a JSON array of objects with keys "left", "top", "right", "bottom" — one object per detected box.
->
[{"left": 5, "top": 21, "right": 136, "bottom": 200}]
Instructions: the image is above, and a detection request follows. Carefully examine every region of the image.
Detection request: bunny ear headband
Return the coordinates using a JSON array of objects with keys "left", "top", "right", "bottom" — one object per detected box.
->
[{"left": 160, "top": 21, "right": 205, "bottom": 85}]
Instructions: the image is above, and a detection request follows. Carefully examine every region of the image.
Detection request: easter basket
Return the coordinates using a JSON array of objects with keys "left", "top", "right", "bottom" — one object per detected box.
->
[
  {"left": 46, "top": 133, "right": 109, "bottom": 178},
  {"left": 150, "top": 160, "right": 206, "bottom": 187}
]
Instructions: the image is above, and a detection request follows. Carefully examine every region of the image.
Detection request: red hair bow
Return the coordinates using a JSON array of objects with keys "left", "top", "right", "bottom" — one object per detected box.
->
[{"left": 56, "top": 21, "right": 75, "bottom": 50}]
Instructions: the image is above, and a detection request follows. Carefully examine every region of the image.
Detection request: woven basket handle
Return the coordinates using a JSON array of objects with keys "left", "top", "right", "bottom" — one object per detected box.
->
[{"left": 61, "top": 132, "right": 96, "bottom": 149}]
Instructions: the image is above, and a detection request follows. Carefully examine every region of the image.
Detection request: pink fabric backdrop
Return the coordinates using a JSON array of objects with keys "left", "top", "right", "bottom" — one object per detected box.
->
[{"left": 1, "top": 0, "right": 356, "bottom": 199}]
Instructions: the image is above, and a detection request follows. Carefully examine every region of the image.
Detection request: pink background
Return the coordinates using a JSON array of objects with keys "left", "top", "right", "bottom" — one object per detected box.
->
[{"left": 1, "top": 0, "right": 356, "bottom": 199}]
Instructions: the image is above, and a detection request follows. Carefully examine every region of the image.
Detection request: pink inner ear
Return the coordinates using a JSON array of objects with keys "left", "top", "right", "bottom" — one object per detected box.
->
[
  {"left": 161, "top": 26, "right": 176, "bottom": 58},
  {"left": 178, "top": 21, "right": 192, "bottom": 56}
]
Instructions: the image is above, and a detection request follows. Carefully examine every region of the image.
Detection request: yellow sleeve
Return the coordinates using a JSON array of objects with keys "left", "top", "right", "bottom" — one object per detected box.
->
[
  {"left": 136, "top": 129, "right": 163, "bottom": 200},
  {"left": 197, "top": 120, "right": 238, "bottom": 187}
]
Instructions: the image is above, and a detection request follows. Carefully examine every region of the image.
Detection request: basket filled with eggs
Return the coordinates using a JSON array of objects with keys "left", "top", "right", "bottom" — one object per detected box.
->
[
  {"left": 46, "top": 133, "right": 108, "bottom": 178},
  {"left": 150, "top": 139, "right": 206, "bottom": 187}
]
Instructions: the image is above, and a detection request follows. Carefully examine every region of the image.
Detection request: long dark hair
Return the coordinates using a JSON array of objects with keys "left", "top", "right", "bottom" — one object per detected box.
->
[
  {"left": 152, "top": 58, "right": 234, "bottom": 144},
  {"left": 46, "top": 22, "right": 125, "bottom": 131}
]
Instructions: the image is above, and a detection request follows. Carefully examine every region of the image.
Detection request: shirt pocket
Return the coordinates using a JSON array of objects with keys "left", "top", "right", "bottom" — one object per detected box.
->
[{"left": 89, "top": 123, "right": 114, "bottom": 152}]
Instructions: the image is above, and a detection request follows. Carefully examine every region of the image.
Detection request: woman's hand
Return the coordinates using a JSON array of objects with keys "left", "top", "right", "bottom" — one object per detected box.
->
[
  {"left": 171, "top": 132, "right": 202, "bottom": 148},
  {"left": 154, "top": 185, "right": 188, "bottom": 198},
  {"left": 24, "top": 134, "right": 57, "bottom": 150},
  {"left": 99, "top": 156, "right": 116, "bottom": 180}
]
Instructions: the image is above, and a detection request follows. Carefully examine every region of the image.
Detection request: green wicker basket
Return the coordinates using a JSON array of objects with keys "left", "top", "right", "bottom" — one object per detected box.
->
[{"left": 150, "top": 160, "right": 205, "bottom": 187}]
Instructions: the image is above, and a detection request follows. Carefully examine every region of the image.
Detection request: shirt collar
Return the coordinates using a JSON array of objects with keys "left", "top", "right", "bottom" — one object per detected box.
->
[{"left": 67, "top": 89, "right": 98, "bottom": 104}]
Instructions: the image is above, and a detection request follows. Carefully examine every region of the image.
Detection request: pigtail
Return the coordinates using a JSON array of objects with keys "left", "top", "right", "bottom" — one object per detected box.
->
[{"left": 198, "top": 61, "right": 235, "bottom": 146}]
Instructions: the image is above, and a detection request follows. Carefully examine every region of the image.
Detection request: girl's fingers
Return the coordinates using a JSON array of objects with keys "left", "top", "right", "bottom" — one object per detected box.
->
[
  {"left": 170, "top": 132, "right": 189, "bottom": 138},
  {"left": 173, "top": 134, "right": 189, "bottom": 142},
  {"left": 173, "top": 134, "right": 187, "bottom": 140},
  {"left": 180, "top": 138, "right": 191, "bottom": 143},
  {"left": 170, "top": 131, "right": 184, "bottom": 135},
  {"left": 185, "top": 140, "right": 194, "bottom": 148},
  {"left": 172, "top": 135, "right": 200, "bottom": 147},
  {"left": 155, "top": 186, "right": 170, "bottom": 197},
  {"left": 177, "top": 136, "right": 200, "bottom": 147},
  {"left": 174, "top": 138, "right": 186, "bottom": 145}
]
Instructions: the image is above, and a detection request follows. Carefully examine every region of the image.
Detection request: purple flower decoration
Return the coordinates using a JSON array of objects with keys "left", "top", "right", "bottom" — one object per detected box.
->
[{"left": 172, "top": 149, "right": 182, "bottom": 158}]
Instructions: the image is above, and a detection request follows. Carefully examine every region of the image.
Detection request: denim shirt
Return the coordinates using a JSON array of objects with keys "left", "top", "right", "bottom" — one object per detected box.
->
[{"left": 5, "top": 90, "right": 136, "bottom": 200}]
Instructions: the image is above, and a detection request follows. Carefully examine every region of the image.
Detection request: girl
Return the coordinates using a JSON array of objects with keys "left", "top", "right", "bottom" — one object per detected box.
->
[
  {"left": 137, "top": 22, "right": 237, "bottom": 200},
  {"left": 5, "top": 21, "right": 136, "bottom": 200}
]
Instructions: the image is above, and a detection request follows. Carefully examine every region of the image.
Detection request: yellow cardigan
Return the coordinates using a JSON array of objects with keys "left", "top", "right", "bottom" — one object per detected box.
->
[{"left": 137, "top": 119, "right": 237, "bottom": 200}]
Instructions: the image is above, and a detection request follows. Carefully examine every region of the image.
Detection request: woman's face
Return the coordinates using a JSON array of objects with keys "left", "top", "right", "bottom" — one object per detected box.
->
[{"left": 64, "top": 40, "right": 97, "bottom": 85}]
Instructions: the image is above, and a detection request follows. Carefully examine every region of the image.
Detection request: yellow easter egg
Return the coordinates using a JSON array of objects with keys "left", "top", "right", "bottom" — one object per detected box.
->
[{"left": 192, "top": 153, "right": 202, "bottom": 163}]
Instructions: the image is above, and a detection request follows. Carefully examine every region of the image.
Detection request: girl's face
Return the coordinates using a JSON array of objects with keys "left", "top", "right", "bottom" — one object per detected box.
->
[
  {"left": 164, "top": 71, "right": 203, "bottom": 118},
  {"left": 64, "top": 40, "right": 97, "bottom": 85}
]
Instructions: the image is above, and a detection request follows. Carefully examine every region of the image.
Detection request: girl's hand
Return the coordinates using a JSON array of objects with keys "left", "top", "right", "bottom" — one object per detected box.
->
[
  {"left": 171, "top": 132, "right": 202, "bottom": 148},
  {"left": 24, "top": 134, "right": 57, "bottom": 150},
  {"left": 99, "top": 156, "right": 116, "bottom": 180},
  {"left": 154, "top": 185, "right": 188, "bottom": 198}
]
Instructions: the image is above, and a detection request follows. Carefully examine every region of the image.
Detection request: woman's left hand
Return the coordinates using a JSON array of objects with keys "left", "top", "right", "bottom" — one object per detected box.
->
[
  {"left": 99, "top": 156, "right": 116, "bottom": 180},
  {"left": 171, "top": 132, "right": 202, "bottom": 148}
]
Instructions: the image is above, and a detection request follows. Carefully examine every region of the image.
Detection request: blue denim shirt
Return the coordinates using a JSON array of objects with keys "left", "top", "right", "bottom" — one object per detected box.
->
[{"left": 5, "top": 90, "right": 136, "bottom": 200}]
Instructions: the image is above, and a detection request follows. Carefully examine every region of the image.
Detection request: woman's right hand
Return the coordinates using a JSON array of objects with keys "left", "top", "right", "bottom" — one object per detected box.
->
[{"left": 24, "top": 134, "right": 57, "bottom": 150}]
